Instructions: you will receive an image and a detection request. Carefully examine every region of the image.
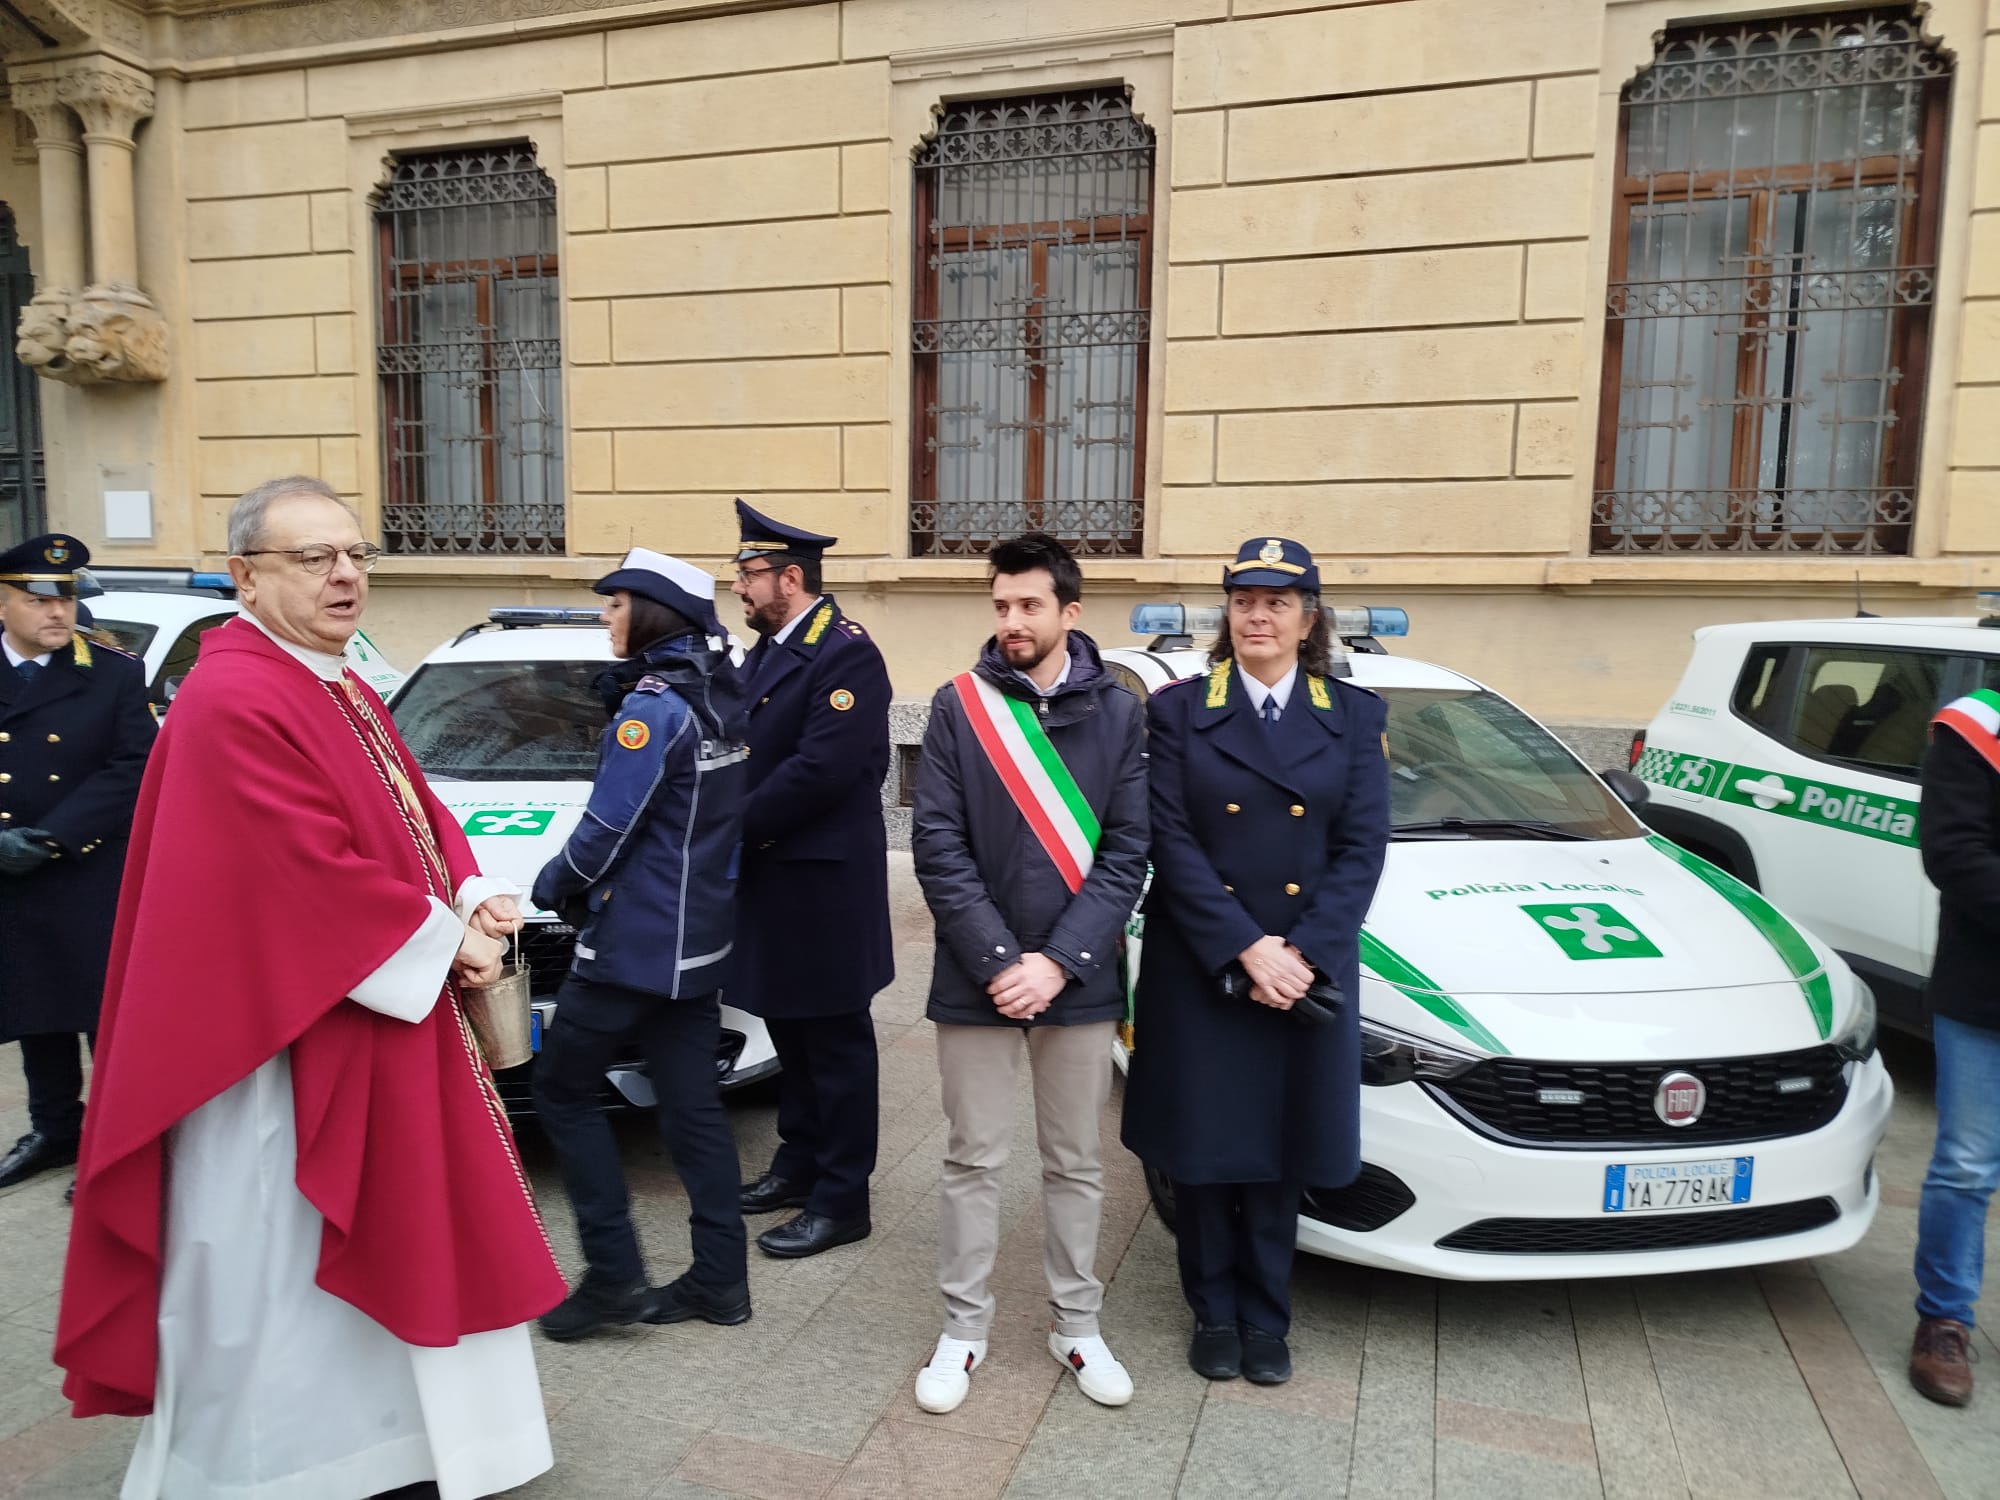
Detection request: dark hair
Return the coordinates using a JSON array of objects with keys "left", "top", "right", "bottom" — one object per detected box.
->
[
  {"left": 1207, "top": 590, "right": 1335, "bottom": 677},
  {"left": 772, "top": 552, "right": 822, "bottom": 595},
  {"left": 987, "top": 531, "right": 1082, "bottom": 609},
  {"left": 621, "top": 593, "right": 695, "bottom": 658}
]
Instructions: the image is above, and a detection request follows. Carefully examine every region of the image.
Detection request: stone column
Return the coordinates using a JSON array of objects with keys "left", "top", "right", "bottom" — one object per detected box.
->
[
  {"left": 7, "top": 67, "right": 87, "bottom": 383},
  {"left": 53, "top": 56, "right": 164, "bottom": 383}
]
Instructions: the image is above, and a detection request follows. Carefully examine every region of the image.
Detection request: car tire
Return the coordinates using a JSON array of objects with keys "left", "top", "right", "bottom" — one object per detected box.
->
[{"left": 1144, "top": 1163, "right": 1179, "bottom": 1232}]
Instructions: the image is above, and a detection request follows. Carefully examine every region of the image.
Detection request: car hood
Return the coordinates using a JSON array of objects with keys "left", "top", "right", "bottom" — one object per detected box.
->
[
  {"left": 429, "top": 781, "right": 588, "bottom": 916},
  {"left": 1359, "top": 836, "right": 1842, "bottom": 1061}
]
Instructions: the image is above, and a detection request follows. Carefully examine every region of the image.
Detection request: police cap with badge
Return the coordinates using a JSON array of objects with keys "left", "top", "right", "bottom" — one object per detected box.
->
[
  {"left": 1224, "top": 535, "right": 1320, "bottom": 593},
  {"left": 734, "top": 498, "right": 835, "bottom": 570},
  {"left": 595, "top": 545, "right": 725, "bottom": 637},
  {"left": 0, "top": 533, "right": 93, "bottom": 599}
]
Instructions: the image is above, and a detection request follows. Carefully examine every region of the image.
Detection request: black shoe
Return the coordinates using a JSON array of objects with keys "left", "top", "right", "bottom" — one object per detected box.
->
[
  {"left": 644, "top": 1274, "right": 752, "bottom": 1327},
  {"left": 1189, "top": 1322, "right": 1241, "bottom": 1380},
  {"left": 0, "top": 1131, "right": 79, "bottom": 1190},
  {"left": 537, "top": 1274, "right": 652, "bottom": 1342},
  {"left": 756, "top": 1210, "right": 870, "bottom": 1259},
  {"left": 739, "top": 1173, "right": 810, "bottom": 1215},
  {"left": 1240, "top": 1325, "right": 1291, "bottom": 1385}
]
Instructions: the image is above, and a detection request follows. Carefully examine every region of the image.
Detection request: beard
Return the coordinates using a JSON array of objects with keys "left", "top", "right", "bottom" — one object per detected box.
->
[
  {"left": 1000, "top": 632, "right": 1058, "bottom": 673},
  {"left": 745, "top": 596, "right": 790, "bottom": 637}
]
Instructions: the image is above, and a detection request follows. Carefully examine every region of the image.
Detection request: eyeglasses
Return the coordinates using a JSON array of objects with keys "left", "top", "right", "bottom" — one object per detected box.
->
[
  {"left": 240, "top": 544, "right": 383, "bottom": 576},
  {"left": 734, "top": 565, "right": 780, "bottom": 584}
]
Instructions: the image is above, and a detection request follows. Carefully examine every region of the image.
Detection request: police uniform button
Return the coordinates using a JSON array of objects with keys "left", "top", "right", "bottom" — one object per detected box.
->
[
  {"left": 46, "top": 734, "right": 59, "bottom": 743},
  {"left": 1223, "top": 884, "right": 1234, "bottom": 893},
  {"left": 1226, "top": 803, "right": 1241, "bottom": 814},
  {"left": 995, "top": 945, "right": 1007, "bottom": 955},
  {"left": 0, "top": 732, "right": 9, "bottom": 742},
  {"left": 1284, "top": 883, "right": 1301, "bottom": 896},
  {"left": 0, "top": 812, "right": 9, "bottom": 821},
  {"left": 1080, "top": 951, "right": 1092, "bottom": 962},
  {"left": 47, "top": 774, "right": 59, "bottom": 782},
  {"left": 0, "top": 773, "right": 10, "bottom": 783},
  {"left": 1289, "top": 804, "right": 1305, "bottom": 817}
]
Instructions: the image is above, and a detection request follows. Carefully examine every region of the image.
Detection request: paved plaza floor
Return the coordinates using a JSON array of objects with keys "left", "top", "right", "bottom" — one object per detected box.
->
[{"left": 3, "top": 853, "right": 1997, "bottom": 1498}]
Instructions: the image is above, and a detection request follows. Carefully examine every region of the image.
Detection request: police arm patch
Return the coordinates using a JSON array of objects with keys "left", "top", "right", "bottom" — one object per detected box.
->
[
  {"left": 616, "top": 718, "right": 651, "bottom": 749},
  {"left": 829, "top": 688, "right": 855, "bottom": 712}
]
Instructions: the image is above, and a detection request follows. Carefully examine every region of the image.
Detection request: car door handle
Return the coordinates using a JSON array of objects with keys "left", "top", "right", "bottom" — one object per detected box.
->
[{"left": 1733, "top": 779, "right": 1796, "bottom": 803}]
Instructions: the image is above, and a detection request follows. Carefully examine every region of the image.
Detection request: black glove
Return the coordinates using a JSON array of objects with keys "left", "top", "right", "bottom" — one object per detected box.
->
[{"left": 0, "top": 827, "right": 57, "bottom": 876}]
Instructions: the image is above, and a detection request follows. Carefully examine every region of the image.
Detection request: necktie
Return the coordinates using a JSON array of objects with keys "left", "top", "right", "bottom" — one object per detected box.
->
[
  {"left": 14, "top": 659, "right": 39, "bottom": 684},
  {"left": 1261, "top": 697, "right": 1281, "bottom": 733}
]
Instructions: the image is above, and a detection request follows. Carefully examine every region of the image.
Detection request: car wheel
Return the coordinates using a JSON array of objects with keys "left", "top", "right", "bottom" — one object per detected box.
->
[{"left": 1144, "top": 1163, "right": 1178, "bottom": 1231}]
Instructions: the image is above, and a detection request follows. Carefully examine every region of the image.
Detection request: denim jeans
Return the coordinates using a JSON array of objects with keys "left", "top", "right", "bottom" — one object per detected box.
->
[{"left": 1914, "top": 1014, "right": 2000, "bottom": 1329}]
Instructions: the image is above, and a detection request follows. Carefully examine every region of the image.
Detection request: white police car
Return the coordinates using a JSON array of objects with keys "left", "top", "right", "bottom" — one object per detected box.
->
[
  {"left": 387, "top": 609, "right": 776, "bottom": 1113},
  {"left": 1107, "top": 605, "right": 1890, "bottom": 1281},
  {"left": 83, "top": 569, "right": 404, "bottom": 714},
  {"left": 1634, "top": 609, "right": 2000, "bottom": 1038}
]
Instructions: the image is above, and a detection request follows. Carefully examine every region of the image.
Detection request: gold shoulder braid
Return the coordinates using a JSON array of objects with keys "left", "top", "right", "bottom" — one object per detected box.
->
[
  {"left": 70, "top": 633, "right": 93, "bottom": 668},
  {"left": 1307, "top": 674, "right": 1332, "bottom": 711},
  {"left": 803, "top": 602, "right": 834, "bottom": 646},
  {"left": 1205, "top": 660, "right": 1230, "bottom": 709}
]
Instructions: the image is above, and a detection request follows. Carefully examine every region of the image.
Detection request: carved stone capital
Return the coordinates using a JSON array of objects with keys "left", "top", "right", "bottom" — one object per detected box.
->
[
  {"left": 6, "top": 72, "right": 79, "bottom": 147},
  {"left": 17, "top": 290, "right": 85, "bottom": 385},
  {"left": 55, "top": 60, "right": 153, "bottom": 142},
  {"left": 9, "top": 0, "right": 145, "bottom": 51},
  {"left": 63, "top": 282, "right": 167, "bottom": 383}
]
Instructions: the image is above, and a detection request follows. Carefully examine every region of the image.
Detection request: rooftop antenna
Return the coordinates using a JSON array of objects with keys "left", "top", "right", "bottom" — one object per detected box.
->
[{"left": 1854, "top": 572, "right": 1877, "bottom": 619}]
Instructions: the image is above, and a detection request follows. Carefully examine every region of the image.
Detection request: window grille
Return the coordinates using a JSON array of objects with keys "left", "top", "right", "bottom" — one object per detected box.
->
[
  {"left": 375, "top": 145, "right": 564, "bottom": 556},
  {"left": 911, "top": 88, "right": 1154, "bottom": 558},
  {"left": 1592, "top": 11, "right": 1948, "bottom": 555}
]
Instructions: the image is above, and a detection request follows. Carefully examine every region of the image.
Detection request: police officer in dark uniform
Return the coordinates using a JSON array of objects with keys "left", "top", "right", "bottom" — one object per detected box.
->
[
  {"left": 729, "top": 500, "right": 893, "bottom": 1259},
  {"left": 1121, "top": 537, "right": 1392, "bottom": 1386},
  {"left": 0, "top": 534, "right": 153, "bottom": 1191}
]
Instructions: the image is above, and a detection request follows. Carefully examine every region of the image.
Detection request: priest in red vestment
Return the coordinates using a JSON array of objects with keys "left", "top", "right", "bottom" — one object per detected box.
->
[{"left": 55, "top": 475, "right": 567, "bottom": 1500}]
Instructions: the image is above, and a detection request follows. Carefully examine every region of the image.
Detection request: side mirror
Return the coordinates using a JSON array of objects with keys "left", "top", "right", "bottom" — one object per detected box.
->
[{"left": 1600, "top": 767, "right": 1650, "bottom": 809}]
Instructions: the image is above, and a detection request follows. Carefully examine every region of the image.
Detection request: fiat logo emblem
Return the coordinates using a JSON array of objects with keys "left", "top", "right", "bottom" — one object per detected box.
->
[{"left": 1654, "top": 1070, "right": 1706, "bottom": 1127}]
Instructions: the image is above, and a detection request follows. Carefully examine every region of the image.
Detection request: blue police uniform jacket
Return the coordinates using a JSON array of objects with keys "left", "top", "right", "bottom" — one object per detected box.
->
[
  {"left": 733, "top": 595, "right": 893, "bottom": 1019},
  {"left": 1121, "top": 660, "right": 1392, "bottom": 1187},
  {"left": 533, "top": 635, "right": 747, "bottom": 1000}
]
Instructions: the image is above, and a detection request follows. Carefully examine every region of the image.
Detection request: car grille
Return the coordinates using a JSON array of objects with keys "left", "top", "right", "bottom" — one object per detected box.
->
[
  {"left": 1426, "top": 1046, "right": 1849, "bottom": 1150},
  {"left": 1435, "top": 1197, "right": 1839, "bottom": 1255},
  {"left": 517, "top": 923, "right": 576, "bottom": 997},
  {"left": 1301, "top": 1165, "right": 1416, "bottom": 1233}
]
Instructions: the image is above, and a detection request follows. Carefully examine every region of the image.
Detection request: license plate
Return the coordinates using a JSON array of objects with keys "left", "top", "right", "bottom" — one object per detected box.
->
[
  {"left": 529, "top": 1002, "right": 554, "bottom": 1056},
  {"left": 1603, "top": 1156, "right": 1753, "bottom": 1213}
]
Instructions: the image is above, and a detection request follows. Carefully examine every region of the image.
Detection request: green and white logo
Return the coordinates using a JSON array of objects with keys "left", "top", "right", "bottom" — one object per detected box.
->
[
  {"left": 462, "top": 809, "right": 556, "bottom": 836},
  {"left": 1522, "top": 902, "right": 1663, "bottom": 960}
]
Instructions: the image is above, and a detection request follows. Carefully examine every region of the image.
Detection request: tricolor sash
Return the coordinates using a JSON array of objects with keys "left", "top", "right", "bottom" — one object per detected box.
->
[
  {"left": 952, "top": 671, "right": 1101, "bottom": 893},
  {"left": 1934, "top": 689, "right": 2000, "bottom": 777}
]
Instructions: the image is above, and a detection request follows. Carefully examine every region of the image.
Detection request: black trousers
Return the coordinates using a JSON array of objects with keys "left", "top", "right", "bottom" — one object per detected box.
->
[
  {"left": 531, "top": 979, "right": 746, "bottom": 1290},
  {"left": 1172, "top": 1180, "right": 1303, "bottom": 1337},
  {"left": 17, "top": 1032, "right": 92, "bottom": 1143},
  {"left": 764, "top": 1012, "right": 878, "bottom": 1220}
]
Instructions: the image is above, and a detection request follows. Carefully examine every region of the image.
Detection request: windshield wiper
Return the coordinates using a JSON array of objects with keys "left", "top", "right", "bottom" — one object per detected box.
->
[{"left": 1393, "top": 817, "right": 1590, "bottom": 842}]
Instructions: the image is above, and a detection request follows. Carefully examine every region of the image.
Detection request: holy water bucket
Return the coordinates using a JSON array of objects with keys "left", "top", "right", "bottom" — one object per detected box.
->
[{"left": 463, "top": 943, "right": 534, "bottom": 1070}]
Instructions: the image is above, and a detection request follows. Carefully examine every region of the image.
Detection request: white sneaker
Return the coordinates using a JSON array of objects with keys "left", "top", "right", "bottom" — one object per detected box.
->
[
  {"left": 914, "top": 1333, "right": 987, "bottom": 1414},
  {"left": 1049, "top": 1330, "right": 1134, "bottom": 1407}
]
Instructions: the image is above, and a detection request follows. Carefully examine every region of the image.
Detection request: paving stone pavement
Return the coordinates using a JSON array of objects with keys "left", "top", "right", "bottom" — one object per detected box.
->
[{"left": 2, "top": 852, "right": 1996, "bottom": 1498}]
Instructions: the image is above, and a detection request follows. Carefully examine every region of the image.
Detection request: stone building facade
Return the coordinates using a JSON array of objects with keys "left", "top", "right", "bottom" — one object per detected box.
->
[{"left": 0, "top": 0, "right": 1994, "bottom": 723}]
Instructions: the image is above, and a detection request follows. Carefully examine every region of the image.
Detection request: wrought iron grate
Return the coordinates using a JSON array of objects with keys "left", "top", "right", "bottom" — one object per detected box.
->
[
  {"left": 1592, "top": 11, "right": 1948, "bottom": 555},
  {"left": 911, "top": 87, "right": 1154, "bottom": 557},
  {"left": 375, "top": 145, "right": 565, "bottom": 556}
]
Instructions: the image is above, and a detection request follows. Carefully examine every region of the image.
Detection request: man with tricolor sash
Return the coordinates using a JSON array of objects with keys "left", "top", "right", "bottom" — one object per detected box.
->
[
  {"left": 1909, "top": 685, "right": 2000, "bottom": 1407},
  {"left": 910, "top": 532, "right": 1149, "bottom": 1416}
]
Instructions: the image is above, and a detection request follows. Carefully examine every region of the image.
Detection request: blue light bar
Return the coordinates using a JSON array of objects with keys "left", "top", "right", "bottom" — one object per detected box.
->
[
  {"left": 489, "top": 607, "right": 606, "bottom": 627},
  {"left": 190, "top": 572, "right": 234, "bottom": 591},
  {"left": 1327, "top": 606, "right": 1408, "bottom": 639},
  {"left": 1130, "top": 603, "right": 1185, "bottom": 636}
]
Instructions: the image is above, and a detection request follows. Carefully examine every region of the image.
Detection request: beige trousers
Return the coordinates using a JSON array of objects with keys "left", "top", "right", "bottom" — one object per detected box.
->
[{"left": 935, "top": 1019, "right": 1117, "bottom": 1341}]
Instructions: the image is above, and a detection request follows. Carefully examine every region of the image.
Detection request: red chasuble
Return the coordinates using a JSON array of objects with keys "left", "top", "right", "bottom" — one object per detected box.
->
[{"left": 55, "top": 619, "right": 565, "bottom": 1419}]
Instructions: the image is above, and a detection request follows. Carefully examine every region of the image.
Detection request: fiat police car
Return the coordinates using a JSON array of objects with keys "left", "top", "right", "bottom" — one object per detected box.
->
[
  {"left": 387, "top": 608, "right": 776, "bottom": 1113},
  {"left": 1108, "top": 604, "right": 1890, "bottom": 1280},
  {"left": 1634, "top": 608, "right": 2000, "bottom": 1037}
]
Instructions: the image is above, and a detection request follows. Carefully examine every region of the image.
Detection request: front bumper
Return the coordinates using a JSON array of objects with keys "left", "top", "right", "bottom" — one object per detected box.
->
[{"left": 1293, "top": 1050, "right": 1892, "bottom": 1280}]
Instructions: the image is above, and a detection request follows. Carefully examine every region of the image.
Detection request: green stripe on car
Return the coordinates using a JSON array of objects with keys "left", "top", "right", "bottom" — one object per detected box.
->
[
  {"left": 1646, "top": 834, "right": 1834, "bottom": 1039},
  {"left": 1359, "top": 931, "right": 1508, "bottom": 1055},
  {"left": 1636, "top": 747, "right": 1917, "bottom": 848}
]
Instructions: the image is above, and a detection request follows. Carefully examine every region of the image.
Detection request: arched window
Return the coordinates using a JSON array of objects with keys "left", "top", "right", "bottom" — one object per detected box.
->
[
  {"left": 374, "top": 144, "right": 564, "bottom": 556},
  {"left": 1592, "top": 12, "right": 1948, "bottom": 555}
]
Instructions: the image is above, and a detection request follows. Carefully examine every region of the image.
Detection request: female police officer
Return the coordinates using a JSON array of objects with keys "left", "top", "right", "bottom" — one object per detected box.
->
[
  {"left": 531, "top": 547, "right": 752, "bottom": 1341},
  {"left": 1121, "top": 537, "right": 1391, "bottom": 1386}
]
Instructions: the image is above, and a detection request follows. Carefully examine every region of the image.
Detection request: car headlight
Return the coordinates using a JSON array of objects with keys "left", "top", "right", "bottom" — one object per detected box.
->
[
  {"left": 1360, "top": 1019, "right": 1483, "bottom": 1087},
  {"left": 1833, "top": 979, "right": 1878, "bottom": 1063}
]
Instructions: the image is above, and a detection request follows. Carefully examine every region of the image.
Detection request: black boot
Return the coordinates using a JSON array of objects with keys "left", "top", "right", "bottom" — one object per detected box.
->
[
  {"left": 537, "top": 1273, "right": 652, "bottom": 1342},
  {"left": 644, "top": 1274, "right": 752, "bottom": 1327}
]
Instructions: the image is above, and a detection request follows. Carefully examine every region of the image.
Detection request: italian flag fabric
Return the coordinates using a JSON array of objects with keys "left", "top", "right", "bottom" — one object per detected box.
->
[
  {"left": 952, "top": 671, "right": 1102, "bottom": 893},
  {"left": 1934, "top": 689, "right": 2000, "bottom": 778}
]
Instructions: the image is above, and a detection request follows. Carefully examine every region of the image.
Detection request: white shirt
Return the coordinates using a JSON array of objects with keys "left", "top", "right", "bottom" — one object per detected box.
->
[
  {"left": 771, "top": 595, "right": 826, "bottom": 647},
  {"left": 1015, "top": 645, "right": 1072, "bottom": 699},
  {"left": 2, "top": 638, "right": 52, "bottom": 670},
  {"left": 1237, "top": 663, "right": 1298, "bottom": 719}
]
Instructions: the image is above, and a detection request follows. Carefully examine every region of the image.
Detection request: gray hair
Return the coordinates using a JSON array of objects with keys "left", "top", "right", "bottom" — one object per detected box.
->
[{"left": 227, "top": 476, "right": 360, "bottom": 556}]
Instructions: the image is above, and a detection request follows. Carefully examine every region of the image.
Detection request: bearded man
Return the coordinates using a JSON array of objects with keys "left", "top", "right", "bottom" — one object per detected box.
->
[{"left": 55, "top": 476, "right": 566, "bottom": 1500}]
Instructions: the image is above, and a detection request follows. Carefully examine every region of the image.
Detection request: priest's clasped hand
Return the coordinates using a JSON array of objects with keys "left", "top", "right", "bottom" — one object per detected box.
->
[
  {"left": 454, "top": 925, "right": 506, "bottom": 989},
  {"left": 468, "top": 894, "right": 524, "bottom": 939},
  {"left": 0, "top": 827, "right": 56, "bottom": 876}
]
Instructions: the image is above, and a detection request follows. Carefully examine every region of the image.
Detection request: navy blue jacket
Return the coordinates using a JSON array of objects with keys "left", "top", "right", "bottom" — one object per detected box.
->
[
  {"left": 0, "top": 634, "right": 153, "bottom": 1040},
  {"left": 533, "top": 635, "right": 747, "bottom": 1000},
  {"left": 1122, "top": 662, "right": 1392, "bottom": 1186},
  {"left": 732, "top": 595, "right": 893, "bottom": 1019},
  {"left": 912, "top": 631, "right": 1149, "bottom": 1028}
]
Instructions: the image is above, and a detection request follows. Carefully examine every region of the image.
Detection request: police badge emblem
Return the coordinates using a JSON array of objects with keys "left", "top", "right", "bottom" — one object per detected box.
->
[
  {"left": 1258, "top": 539, "right": 1284, "bottom": 566},
  {"left": 616, "top": 719, "right": 651, "bottom": 750},
  {"left": 44, "top": 541, "right": 68, "bottom": 565}
]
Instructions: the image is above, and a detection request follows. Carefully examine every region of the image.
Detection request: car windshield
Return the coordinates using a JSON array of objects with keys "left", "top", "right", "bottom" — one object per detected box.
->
[
  {"left": 87, "top": 617, "right": 158, "bottom": 658},
  {"left": 391, "top": 660, "right": 607, "bottom": 781},
  {"left": 1380, "top": 687, "right": 1642, "bottom": 840}
]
